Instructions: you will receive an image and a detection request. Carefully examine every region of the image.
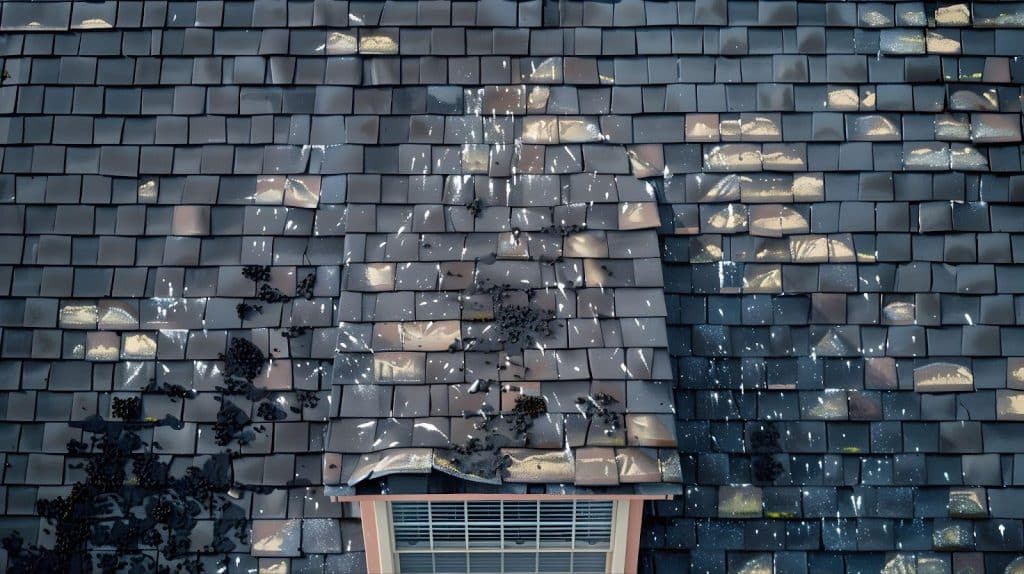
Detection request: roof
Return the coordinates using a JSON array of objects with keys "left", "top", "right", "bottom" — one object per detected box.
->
[
  {"left": 3, "top": 0, "right": 1024, "bottom": 572},
  {"left": 325, "top": 169, "right": 681, "bottom": 492}
]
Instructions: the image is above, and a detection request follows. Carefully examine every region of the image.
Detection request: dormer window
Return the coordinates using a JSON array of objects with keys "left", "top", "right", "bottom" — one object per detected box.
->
[{"left": 355, "top": 496, "right": 644, "bottom": 574}]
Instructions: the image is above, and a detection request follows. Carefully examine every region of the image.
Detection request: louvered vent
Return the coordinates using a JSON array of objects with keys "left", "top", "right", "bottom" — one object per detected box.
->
[{"left": 390, "top": 500, "right": 615, "bottom": 573}]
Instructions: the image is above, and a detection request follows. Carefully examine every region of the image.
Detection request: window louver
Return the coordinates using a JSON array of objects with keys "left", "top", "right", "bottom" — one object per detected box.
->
[{"left": 390, "top": 500, "right": 615, "bottom": 573}]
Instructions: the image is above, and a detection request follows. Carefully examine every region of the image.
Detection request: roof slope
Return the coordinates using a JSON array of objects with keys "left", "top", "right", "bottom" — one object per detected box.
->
[{"left": 2, "top": 0, "right": 1024, "bottom": 572}]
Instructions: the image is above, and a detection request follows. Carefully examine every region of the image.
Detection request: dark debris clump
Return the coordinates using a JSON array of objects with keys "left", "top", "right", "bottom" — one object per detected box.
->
[
  {"left": 148, "top": 500, "right": 176, "bottom": 523},
  {"left": 213, "top": 398, "right": 257, "bottom": 446},
  {"left": 540, "top": 222, "right": 585, "bottom": 236},
  {"left": 112, "top": 397, "right": 142, "bottom": 420},
  {"left": 144, "top": 381, "right": 197, "bottom": 401},
  {"left": 257, "top": 283, "right": 291, "bottom": 303},
  {"left": 511, "top": 395, "right": 547, "bottom": 418},
  {"left": 236, "top": 301, "right": 262, "bottom": 320},
  {"left": 296, "top": 272, "right": 317, "bottom": 300},
  {"left": 256, "top": 400, "right": 287, "bottom": 421},
  {"left": 6, "top": 257, "right": 285, "bottom": 573},
  {"left": 463, "top": 280, "right": 555, "bottom": 353},
  {"left": 3, "top": 533, "right": 65, "bottom": 574},
  {"left": 576, "top": 393, "right": 621, "bottom": 436},
  {"left": 468, "top": 277, "right": 507, "bottom": 303},
  {"left": 448, "top": 435, "right": 512, "bottom": 480},
  {"left": 241, "top": 265, "right": 271, "bottom": 283},
  {"left": 292, "top": 390, "right": 320, "bottom": 413},
  {"left": 282, "top": 325, "right": 309, "bottom": 338},
  {"left": 4, "top": 418, "right": 245, "bottom": 574},
  {"left": 447, "top": 394, "right": 549, "bottom": 481},
  {"left": 493, "top": 303, "right": 554, "bottom": 350},
  {"left": 219, "top": 337, "right": 267, "bottom": 385}
]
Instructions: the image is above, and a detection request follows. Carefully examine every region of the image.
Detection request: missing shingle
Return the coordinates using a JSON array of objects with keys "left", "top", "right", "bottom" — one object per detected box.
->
[{"left": 750, "top": 423, "right": 785, "bottom": 483}]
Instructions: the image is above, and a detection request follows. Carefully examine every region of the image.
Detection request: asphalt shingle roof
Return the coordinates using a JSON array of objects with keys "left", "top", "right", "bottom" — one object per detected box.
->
[{"left": 2, "top": 1, "right": 1024, "bottom": 572}]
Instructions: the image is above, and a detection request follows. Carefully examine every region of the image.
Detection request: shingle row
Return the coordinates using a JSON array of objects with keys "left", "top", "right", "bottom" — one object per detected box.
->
[{"left": 6, "top": 1, "right": 1024, "bottom": 32}]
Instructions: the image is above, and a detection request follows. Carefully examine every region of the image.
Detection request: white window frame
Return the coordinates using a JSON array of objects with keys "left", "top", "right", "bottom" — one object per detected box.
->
[{"left": 363, "top": 498, "right": 635, "bottom": 574}]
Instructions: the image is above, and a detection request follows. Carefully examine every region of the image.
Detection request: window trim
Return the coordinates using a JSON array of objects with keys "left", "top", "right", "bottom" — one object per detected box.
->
[
  {"left": 358, "top": 495, "right": 646, "bottom": 574},
  {"left": 608, "top": 499, "right": 632, "bottom": 574},
  {"left": 360, "top": 499, "right": 396, "bottom": 573}
]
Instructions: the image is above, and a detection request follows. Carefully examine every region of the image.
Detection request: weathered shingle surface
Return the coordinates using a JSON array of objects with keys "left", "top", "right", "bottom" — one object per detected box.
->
[{"left": 1, "top": 0, "right": 1024, "bottom": 572}]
